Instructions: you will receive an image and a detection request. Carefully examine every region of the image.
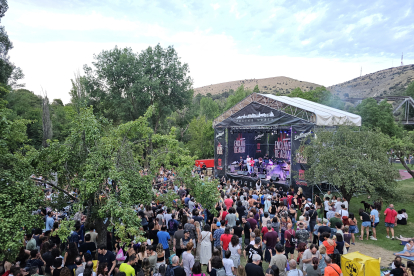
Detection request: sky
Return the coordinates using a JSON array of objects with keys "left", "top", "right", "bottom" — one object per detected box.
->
[{"left": 3, "top": 0, "right": 414, "bottom": 103}]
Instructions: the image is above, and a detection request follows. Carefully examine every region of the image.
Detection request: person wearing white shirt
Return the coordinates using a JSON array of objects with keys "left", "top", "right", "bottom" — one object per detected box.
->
[
  {"left": 342, "top": 198, "right": 349, "bottom": 210},
  {"left": 334, "top": 197, "right": 343, "bottom": 212},
  {"left": 324, "top": 197, "right": 331, "bottom": 218},
  {"left": 339, "top": 205, "right": 349, "bottom": 218}
]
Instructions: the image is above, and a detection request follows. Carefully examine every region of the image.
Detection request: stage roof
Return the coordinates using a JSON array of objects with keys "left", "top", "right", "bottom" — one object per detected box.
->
[{"left": 213, "top": 93, "right": 361, "bottom": 127}]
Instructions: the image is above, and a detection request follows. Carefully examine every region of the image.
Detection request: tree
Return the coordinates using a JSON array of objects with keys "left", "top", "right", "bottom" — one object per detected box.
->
[
  {"left": 225, "top": 85, "right": 252, "bottom": 111},
  {"left": 390, "top": 131, "right": 414, "bottom": 178},
  {"left": 350, "top": 98, "right": 403, "bottom": 137},
  {"left": 300, "top": 126, "right": 399, "bottom": 203},
  {"left": 37, "top": 105, "right": 201, "bottom": 245},
  {"left": 253, "top": 85, "right": 260, "bottom": 93},
  {"left": 82, "top": 45, "right": 193, "bottom": 131},
  {"left": 0, "top": 84, "right": 44, "bottom": 260},
  {"left": 288, "top": 87, "right": 344, "bottom": 109},
  {"left": 187, "top": 116, "right": 214, "bottom": 159},
  {"left": 0, "top": 0, "right": 24, "bottom": 88},
  {"left": 200, "top": 97, "right": 220, "bottom": 120},
  {"left": 405, "top": 81, "right": 414, "bottom": 99}
]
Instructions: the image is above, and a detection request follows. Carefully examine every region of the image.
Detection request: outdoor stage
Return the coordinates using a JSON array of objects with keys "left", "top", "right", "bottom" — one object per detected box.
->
[{"left": 212, "top": 93, "right": 362, "bottom": 198}]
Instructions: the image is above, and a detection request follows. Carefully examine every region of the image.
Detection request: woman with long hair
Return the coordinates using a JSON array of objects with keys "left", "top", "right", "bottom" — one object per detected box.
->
[
  {"left": 200, "top": 224, "right": 212, "bottom": 265},
  {"left": 194, "top": 221, "right": 202, "bottom": 261},
  {"left": 59, "top": 267, "right": 72, "bottom": 276},
  {"left": 136, "top": 243, "right": 147, "bottom": 272},
  {"left": 228, "top": 235, "right": 241, "bottom": 276},
  {"left": 155, "top": 243, "right": 165, "bottom": 272},
  {"left": 348, "top": 213, "right": 358, "bottom": 245},
  {"left": 265, "top": 268, "right": 274, "bottom": 276},
  {"left": 64, "top": 242, "right": 78, "bottom": 272},
  {"left": 270, "top": 265, "right": 279, "bottom": 276},
  {"left": 305, "top": 257, "right": 322, "bottom": 276},
  {"left": 142, "top": 258, "right": 153, "bottom": 276},
  {"left": 191, "top": 261, "right": 203, "bottom": 276}
]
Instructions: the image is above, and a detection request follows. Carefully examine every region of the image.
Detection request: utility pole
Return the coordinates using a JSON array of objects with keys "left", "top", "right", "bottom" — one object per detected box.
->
[
  {"left": 401, "top": 53, "right": 404, "bottom": 66},
  {"left": 360, "top": 67, "right": 362, "bottom": 77}
]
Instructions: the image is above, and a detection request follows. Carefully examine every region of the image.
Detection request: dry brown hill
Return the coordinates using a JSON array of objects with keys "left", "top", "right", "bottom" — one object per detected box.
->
[
  {"left": 328, "top": 64, "right": 414, "bottom": 98},
  {"left": 194, "top": 76, "right": 322, "bottom": 96}
]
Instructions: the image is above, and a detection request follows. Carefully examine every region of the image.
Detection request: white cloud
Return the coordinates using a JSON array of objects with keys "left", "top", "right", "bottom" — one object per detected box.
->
[
  {"left": 358, "top": 13, "right": 383, "bottom": 27},
  {"left": 211, "top": 3, "right": 220, "bottom": 10},
  {"left": 301, "top": 39, "right": 311, "bottom": 45},
  {"left": 15, "top": 10, "right": 167, "bottom": 37}
]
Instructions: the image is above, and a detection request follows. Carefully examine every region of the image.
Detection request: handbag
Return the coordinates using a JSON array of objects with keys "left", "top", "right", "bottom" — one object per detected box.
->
[{"left": 116, "top": 248, "right": 126, "bottom": 261}]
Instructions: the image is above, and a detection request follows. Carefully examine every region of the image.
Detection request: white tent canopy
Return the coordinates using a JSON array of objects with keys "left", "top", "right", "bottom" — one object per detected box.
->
[
  {"left": 212, "top": 93, "right": 361, "bottom": 127},
  {"left": 260, "top": 94, "right": 361, "bottom": 126}
]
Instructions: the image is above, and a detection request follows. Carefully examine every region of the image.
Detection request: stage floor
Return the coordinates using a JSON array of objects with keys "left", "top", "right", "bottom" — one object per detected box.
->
[{"left": 226, "top": 172, "right": 290, "bottom": 189}]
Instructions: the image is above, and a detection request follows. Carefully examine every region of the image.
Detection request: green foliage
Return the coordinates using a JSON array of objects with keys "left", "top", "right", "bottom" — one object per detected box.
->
[
  {"left": 253, "top": 85, "right": 260, "bottom": 93},
  {"left": 156, "top": 190, "right": 182, "bottom": 210},
  {"left": 300, "top": 126, "right": 399, "bottom": 203},
  {"left": 51, "top": 220, "right": 75, "bottom": 242},
  {"left": 389, "top": 130, "right": 414, "bottom": 178},
  {"left": 200, "top": 97, "right": 220, "bottom": 120},
  {"left": 82, "top": 45, "right": 193, "bottom": 132},
  {"left": 349, "top": 98, "right": 403, "bottom": 138},
  {"left": 192, "top": 179, "right": 220, "bottom": 216},
  {"left": 405, "top": 81, "right": 414, "bottom": 98},
  {"left": 225, "top": 85, "right": 252, "bottom": 111},
  {"left": 0, "top": 84, "right": 44, "bottom": 260},
  {"left": 187, "top": 116, "right": 214, "bottom": 159}
]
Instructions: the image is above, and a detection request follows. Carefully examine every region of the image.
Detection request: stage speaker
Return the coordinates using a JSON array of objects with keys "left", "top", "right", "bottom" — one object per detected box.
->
[
  {"left": 237, "top": 171, "right": 244, "bottom": 175},
  {"left": 271, "top": 175, "right": 280, "bottom": 181},
  {"left": 258, "top": 174, "right": 266, "bottom": 179},
  {"left": 250, "top": 173, "right": 257, "bottom": 177},
  {"left": 243, "top": 171, "right": 249, "bottom": 176}
]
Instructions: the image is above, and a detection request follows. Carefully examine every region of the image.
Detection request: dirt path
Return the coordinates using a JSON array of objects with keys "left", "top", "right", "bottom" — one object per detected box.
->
[{"left": 349, "top": 241, "right": 397, "bottom": 267}]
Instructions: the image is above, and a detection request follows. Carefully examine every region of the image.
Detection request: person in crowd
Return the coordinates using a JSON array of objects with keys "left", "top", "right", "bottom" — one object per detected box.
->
[
  {"left": 119, "top": 254, "right": 137, "bottom": 276},
  {"left": 287, "top": 259, "right": 303, "bottom": 276},
  {"left": 284, "top": 223, "right": 296, "bottom": 260},
  {"left": 323, "top": 256, "right": 342, "bottom": 276},
  {"left": 169, "top": 256, "right": 185, "bottom": 276},
  {"left": 199, "top": 224, "right": 213, "bottom": 265},
  {"left": 296, "top": 222, "right": 310, "bottom": 245},
  {"left": 182, "top": 242, "right": 195, "bottom": 276},
  {"left": 208, "top": 256, "right": 225, "bottom": 276},
  {"left": 302, "top": 244, "right": 320, "bottom": 273},
  {"left": 245, "top": 254, "right": 264, "bottom": 276},
  {"left": 384, "top": 204, "right": 398, "bottom": 240},
  {"left": 97, "top": 244, "right": 116, "bottom": 276},
  {"left": 270, "top": 244, "right": 287, "bottom": 276},
  {"left": 370, "top": 205, "right": 379, "bottom": 240},
  {"left": 222, "top": 250, "right": 235, "bottom": 276},
  {"left": 359, "top": 208, "right": 371, "bottom": 241},
  {"left": 245, "top": 237, "right": 263, "bottom": 266},
  {"left": 228, "top": 235, "right": 241, "bottom": 274}
]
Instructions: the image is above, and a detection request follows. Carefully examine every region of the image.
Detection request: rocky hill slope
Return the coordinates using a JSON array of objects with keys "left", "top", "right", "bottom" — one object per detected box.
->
[
  {"left": 194, "top": 76, "right": 322, "bottom": 96},
  {"left": 328, "top": 64, "right": 414, "bottom": 98}
]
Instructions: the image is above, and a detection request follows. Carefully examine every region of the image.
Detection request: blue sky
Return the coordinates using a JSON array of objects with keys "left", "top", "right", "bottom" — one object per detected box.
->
[{"left": 3, "top": 0, "right": 414, "bottom": 103}]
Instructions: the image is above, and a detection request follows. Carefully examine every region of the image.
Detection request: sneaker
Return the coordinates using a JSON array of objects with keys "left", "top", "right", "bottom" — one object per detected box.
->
[
  {"left": 371, "top": 237, "right": 377, "bottom": 240},
  {"left": 351, "top": 242, "right": 355, "bottom": 245},
  {"left": 386, "top": 236, "right": 390, "bottom": 239}
]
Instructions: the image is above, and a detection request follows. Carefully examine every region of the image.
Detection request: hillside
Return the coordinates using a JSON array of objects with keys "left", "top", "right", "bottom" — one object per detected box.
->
[
  {"left": 328, "top": 64, "right": 414, "bottom": 98},
  {"left": 194, "top": 76, "right": 322, "bottom": 96}
]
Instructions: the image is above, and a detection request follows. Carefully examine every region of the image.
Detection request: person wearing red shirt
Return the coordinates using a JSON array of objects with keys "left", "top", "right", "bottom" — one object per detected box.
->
[
  {"left": 220, "top": 227, "right": 233, "bottom": 257},
  {"left": 384, "top": 204, "right": 398, "bottom": 239},
  {"left": 287, "top": 194, "right": 293, "bottom": 207},
  {"left": 221, "top": 207, "right": 228, "bottom": 223},
  {"left": 224, "top": 196, "right": 234, "bottom": 211},
  {"left": 324, "top": 255, "right": 343, "bottom": 276}
]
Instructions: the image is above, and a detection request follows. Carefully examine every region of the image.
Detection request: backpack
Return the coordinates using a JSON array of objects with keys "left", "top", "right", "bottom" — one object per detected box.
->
[
  {"left": 168, "top": 219, "right": 175, "bottom": 230},
  {"left": 213, "top": 268, "right": 226, "bottom": 276},
  {"left": 287, "top": 230, "right": 297, "bottom": 246},
  {"left": 165, "top": 265, "right": 180, "bottom": 276}
]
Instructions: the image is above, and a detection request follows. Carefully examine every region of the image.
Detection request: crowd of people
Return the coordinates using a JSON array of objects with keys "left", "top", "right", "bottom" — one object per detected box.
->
[{"left": 2, "top": 169, "right": 413, "bottom": 276}]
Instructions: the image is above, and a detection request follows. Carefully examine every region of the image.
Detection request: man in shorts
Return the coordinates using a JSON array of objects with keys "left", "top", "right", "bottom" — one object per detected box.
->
[{"left": 384, "top": 204, "right": 398, "bottom": 240}]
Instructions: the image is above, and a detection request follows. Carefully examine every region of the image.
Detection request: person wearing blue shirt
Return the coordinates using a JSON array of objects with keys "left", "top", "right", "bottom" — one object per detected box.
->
[
  {"left": 260, "top": 194, "right": 265, "bottom": 205},
  {"left": 252, "top": 193, "right": 259, "bottom": 201},
  {"left": 370, "top": 205, "right": 380, "bottom": 241},
  {"left": 184, "top": 195, "right": 191, "bottom": 206},
  {"left": 157, "top": 226, "right": 171, "bottom": 259},
  {"left": 45, "top": 211, "right": 55, "bottom": 231}
]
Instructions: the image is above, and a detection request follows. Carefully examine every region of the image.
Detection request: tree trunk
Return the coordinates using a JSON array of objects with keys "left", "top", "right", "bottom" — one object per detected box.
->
[
  {"left": 42, "top": 95, "right": 53, "bottom": 147},
  {"left": 397, "top": 156, "right": 414, "bottom": 178},
  {"left": 95, "top": 217, "right": 109, "bottom": 247}
]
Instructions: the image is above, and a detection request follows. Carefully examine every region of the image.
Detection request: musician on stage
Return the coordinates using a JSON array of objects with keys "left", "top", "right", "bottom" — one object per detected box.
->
[
  {"left": 238, "top": 156, "right": 244, "bottom": 171},
  {"left": 246, "top": 155, "right": 252, "bottom": 173}
]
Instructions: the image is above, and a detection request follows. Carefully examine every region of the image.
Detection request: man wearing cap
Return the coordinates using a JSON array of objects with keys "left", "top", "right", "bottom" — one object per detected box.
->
[
  {"left": 295, "top": 222, "right": 309, "bottom": 245},
  {"left": 213, "top": 221, "right": 225, "bottom": 249},
  {"left": 304, "top": 198, "right": 313, "bottom": 209},
  {"left": 244, "top": 237, "right": 263, "bottom": 266},
  {"left": 245, "top": 254, "right": 264, "bottom": 276}
]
